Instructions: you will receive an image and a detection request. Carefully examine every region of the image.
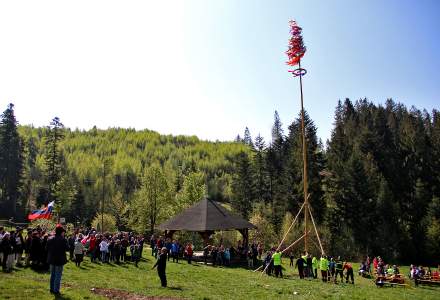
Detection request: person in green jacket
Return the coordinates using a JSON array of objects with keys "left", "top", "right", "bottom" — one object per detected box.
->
[
  {"left": 319, "top": 255, "right": 329, "bottom": 283},
  {"left": 272, "top": 249, "right": 283, "bottom": 278},
  {"left": 312, "top": 256, "right": 319, "bottom": 279}
]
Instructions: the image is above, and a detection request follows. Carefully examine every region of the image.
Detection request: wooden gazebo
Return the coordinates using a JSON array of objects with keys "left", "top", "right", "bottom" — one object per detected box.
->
[{"left": 157, "top": 198, "right": 256, "bottom": 247}]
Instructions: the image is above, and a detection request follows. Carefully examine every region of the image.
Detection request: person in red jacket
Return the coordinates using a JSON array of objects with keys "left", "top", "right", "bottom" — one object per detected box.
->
[
  {"left": 185, "top": 243, "right": 193, "bottom": 264},
  {"left": 88, "top": 234, "right": 97, "bottom": 262},
  {"left": 343, "top": 262, "right": 354, "bottom": 284}
]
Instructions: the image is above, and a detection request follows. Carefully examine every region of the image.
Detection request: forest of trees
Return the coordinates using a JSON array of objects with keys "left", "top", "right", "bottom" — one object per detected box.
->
[{"left": 0, "top": 99, "right": 439, "bottom": 264}]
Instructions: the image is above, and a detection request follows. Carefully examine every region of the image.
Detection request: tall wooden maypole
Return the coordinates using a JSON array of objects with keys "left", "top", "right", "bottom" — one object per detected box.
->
[
  {"left": 286, "top": 20, "right": 322, "bottom": 254},
  {"left": 257, "top": 19, "right": 324, "bottom": 276}
]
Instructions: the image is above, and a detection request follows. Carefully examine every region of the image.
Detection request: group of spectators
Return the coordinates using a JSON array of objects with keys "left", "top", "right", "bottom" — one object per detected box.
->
[
  {"left": 0, "top": 226, "right": 26, "bottom": 272},
  {"left": 150, "top": 235, "right": 194, "bottom": 264},
  {"left": 149, "top": 236, "right": 264, "bottom": 268},
  {"left": 0, "top": 225, "right": 146, "bottom": 273},
  {"left": 202, "top": 241, "right": 263, "bottom": 267},
  {"left": 68, "top": 229, "right": 145, "bottom": 267}
]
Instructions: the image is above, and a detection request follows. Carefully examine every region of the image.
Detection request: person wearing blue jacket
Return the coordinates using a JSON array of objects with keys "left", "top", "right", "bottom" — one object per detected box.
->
[{"left": 171, "top": 240, "right": 179, "bottom": 263}]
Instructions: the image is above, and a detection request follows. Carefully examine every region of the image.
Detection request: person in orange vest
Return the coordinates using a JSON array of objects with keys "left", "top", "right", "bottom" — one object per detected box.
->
[{"left": 343, "top": 261, "right": 354, "bottom": 284}]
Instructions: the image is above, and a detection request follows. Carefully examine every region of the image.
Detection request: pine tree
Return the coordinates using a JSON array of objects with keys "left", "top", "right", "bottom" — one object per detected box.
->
[
  {"left": 0, "top": 103, "right": 24, "bottom": 219},
  {"left": 44, "top": 117, "right": 65, "bottom": 205},
  {"left": 266, "top": 111, "right": 287, "bottom": 230},
  {"left": 285, "top": 110, "right": 325, "bottom": 221},
  {"left": 243, "top": 127, "right": 254, "bottom": 148},
  {"left": 253, "top": 134, "right": 270, "bottom": 204},
  {"left": 231, "top": 151, "right": 255, "bottom": 218}
]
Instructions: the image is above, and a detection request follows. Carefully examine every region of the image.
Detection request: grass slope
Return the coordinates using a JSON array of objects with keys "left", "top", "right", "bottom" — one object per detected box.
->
[{"left": 1, "top": 249, "right": 439, "bottom": 300}]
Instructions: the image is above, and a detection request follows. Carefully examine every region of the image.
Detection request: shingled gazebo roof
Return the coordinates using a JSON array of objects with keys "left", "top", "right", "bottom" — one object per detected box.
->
[{"left": 157, "top": 198, "right": 256, "bottom": 232}]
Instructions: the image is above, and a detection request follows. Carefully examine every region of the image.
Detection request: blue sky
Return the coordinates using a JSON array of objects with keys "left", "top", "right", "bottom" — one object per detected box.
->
[{"left": 0, "top": 0, "right": 438, "bottom": 143}]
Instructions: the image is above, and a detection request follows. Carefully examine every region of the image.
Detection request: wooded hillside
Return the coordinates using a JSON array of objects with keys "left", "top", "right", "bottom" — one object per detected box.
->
[{"left": 0, "top": 98, "right": 439, "bottom": 263}]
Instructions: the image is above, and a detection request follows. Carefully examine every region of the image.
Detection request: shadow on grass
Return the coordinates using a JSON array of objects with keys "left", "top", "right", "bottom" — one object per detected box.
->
[
  {"left": 29, "top": 266, "right": 50, "bottom": 274},
  {"left": 167, "top": 286, "right": 183, "bottom": 291},
  {"left": 54, "top": 294, "right": 73, "bottom": 300}
]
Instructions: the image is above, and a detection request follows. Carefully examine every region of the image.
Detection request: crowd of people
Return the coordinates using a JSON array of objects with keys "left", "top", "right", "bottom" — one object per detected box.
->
[
  {"left": 0, "top": 225, "right": 146, "bottom": 273},
  {"left": 149, "top": 235, "right": 194, "bottom": 264},
  {"left": 68, "top": 229, "right": 145, "bottom": 267},
  {"left": 2, "top": 224, "right": 439, "bottom": 294},
  {"left": 149, "top": 236, "right": 264, "bottom": 268}
]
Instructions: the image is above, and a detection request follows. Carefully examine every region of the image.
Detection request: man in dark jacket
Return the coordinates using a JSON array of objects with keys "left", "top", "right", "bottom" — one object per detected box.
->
[
  {"left": 46, "top": 226, "right": 69, "bottom": 295},
  {"left": 67, "top": 234, "right": 75, "bottom": 261},
  {"left": 295, "top": 254, "right": 305, "bottom": 279},
  {"left": 152, "top": 247, "right": 168, "bottom": 287}
]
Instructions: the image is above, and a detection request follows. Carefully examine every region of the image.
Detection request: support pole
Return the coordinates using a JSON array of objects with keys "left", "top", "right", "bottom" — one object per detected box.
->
[
  {"left": 298, "top": 59, "right": 309, "bottom": 253},
  {"left": 276, "top": 202, "right": 305, "bottom": 251},
  {"left": 308, "top": 205, "right": 324, "bottom": 255}
]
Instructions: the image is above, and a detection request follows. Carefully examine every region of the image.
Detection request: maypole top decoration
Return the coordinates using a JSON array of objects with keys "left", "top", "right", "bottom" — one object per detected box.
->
[{"left": 286, "top": 20, "right": 307, "bottom": 76}]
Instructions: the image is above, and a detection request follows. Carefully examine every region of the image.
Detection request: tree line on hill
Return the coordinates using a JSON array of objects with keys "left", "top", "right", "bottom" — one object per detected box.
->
[{"left": 0, "top": 99, "right": 439, "bottom": 264}]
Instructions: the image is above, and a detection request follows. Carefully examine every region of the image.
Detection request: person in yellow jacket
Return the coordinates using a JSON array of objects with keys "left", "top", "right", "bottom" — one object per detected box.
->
[
  {"left": 272, "top": 249, "right": 283, "bottom": 278},
  {"left": 312, "top": 256, "right": 319, "bottom": 279},
  {"left": 320, "top": 255, "right": 329, "bottom": 283},
  {"left": 302, "top": 253, "right": 308, "bottom": 277}
]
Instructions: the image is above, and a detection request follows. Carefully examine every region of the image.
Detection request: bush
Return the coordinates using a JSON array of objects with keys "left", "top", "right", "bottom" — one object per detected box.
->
[{"left": 249, "top": 211, "right": 277, "bottom": 250}]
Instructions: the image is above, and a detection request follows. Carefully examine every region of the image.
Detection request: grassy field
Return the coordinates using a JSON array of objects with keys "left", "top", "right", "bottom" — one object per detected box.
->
[{"left": 1, "top": 249, "right": 439, "bottom": 300}]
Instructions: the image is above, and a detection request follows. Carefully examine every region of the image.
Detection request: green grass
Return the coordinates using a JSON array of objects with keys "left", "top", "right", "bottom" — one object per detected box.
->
[{"left": 1, "top": 250, "right": 439, "bottom": 300}]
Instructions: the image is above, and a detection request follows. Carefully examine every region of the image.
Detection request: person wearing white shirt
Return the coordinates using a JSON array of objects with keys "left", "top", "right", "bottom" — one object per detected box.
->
[{"left": 99, "top": 239, "right": 109, "bottom": 263}]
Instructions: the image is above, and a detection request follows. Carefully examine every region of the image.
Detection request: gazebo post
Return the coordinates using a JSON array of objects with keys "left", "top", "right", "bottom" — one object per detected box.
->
[{"left": 238, "top": 228, "right": 249, "bottom": 248}]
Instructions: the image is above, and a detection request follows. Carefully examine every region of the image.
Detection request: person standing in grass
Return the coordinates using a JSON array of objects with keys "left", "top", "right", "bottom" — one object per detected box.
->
[
  {"left": 74, "top": 234, "right": 85, "bottom": 267},
  {"left": 312, "top": 255, "right": 318, "bottom": 279},
  {"left": 14, "top": 227, "right": 24, "bottom": 267},
  {"left": 132, "top": 239, "right": 141, "bottom": 267},
  {"left": 319, "top": 255, "right": 329, "bottom": 282},
  {"left": 24, "top": 230, "right": 32, "bottom": 267},
  {"left": 295, "top": 253, "right": 305, "bottom": 279},
  {"left": 289, "top": 251, "right": 294, "bottom": 267},
  {"left": 343, "top": 261, "right": 354, "bottom": 284},
  {"left": 88, "top": 233, "right": 97, "bottom": 262},
  {"left": 184, "top": 242, "right": 193, "bottom": 264},
  {"left": 99, "top": 238, "right": 109, "bottom": 263},
  {"left": 334, "top": 256, "right": 344, "bottom": 283},
  {"left": 272, "top": 249, "right": 283, "bottom": 278},
  {"left": 46, "top": 225, "right": 69, "bottom": 295},
  {"left": 171, "top": 240, "right": 179, "bottom": 263},
  {"left": 152, "top": 247, "right": 168, "bottom": 287},
  {"left": 328, "top": 257, "right": 336, "bottom": 281},
  {"left": 121, "top": 235, "right": 129, "bottom": 262},
  {"left": 0, "top": 226, "right": 4, "bottom": 264},
  {"left": 67, "top": 233, "right": 75, "bottom": 261},
  {"left": 1, "top": 232, "right": 14, "bottom": 272}
]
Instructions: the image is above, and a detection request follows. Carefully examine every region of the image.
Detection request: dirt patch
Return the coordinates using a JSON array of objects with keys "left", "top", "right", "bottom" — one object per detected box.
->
[{"left": 90, "top": 288, "right": 183, "bottom": 300}]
